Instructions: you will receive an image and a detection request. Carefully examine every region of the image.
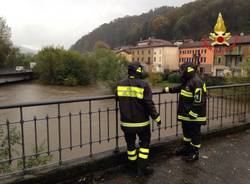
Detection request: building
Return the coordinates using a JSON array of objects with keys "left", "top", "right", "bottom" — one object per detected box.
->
[
  {"left": 213, "top": 35, "right": 250, "bottom": 77},
  {"left": 115, "top": 49, "right": 132, "bottom": 62},
  {"left": 131, "top": 38, "right": 179, "bottom": 73},
  {"left": 179, "top": 41, "right": 214, "bottom": 75}
]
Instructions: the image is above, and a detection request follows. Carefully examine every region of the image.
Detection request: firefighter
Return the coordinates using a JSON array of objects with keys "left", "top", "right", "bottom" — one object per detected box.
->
[
  {"left": 163, "top": 63, "right": 207, "bottom": 162},
  {"left": 116, "top": 61, "right": 161, "bottom": 176}
]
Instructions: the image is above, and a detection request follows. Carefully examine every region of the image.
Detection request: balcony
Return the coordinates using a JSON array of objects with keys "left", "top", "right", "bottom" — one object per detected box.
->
[{"left": 224, "top": 51, "right": 243, "bottom": 56}]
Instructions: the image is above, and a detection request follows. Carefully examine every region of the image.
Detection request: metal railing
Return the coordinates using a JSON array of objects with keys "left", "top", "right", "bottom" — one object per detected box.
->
[{"left": 0, "top": 83, "right": 250, "bottom": 176}]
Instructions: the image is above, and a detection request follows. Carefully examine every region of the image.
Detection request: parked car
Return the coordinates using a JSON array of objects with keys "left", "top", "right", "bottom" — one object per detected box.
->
[{"left": 15, "top": 66, "right": 24, "bottom": 71}]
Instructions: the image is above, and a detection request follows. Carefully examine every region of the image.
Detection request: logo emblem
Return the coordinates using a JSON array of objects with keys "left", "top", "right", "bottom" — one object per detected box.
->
[{"left": 209, "top": 13, "right": 231, "bottom": 46}]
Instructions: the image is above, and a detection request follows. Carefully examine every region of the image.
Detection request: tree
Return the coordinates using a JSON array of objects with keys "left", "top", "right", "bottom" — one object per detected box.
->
[
  {"left": 96, "top": 48, "right": 129, "bottom": 91},
  {"left": 94, "top": 41, "right": 110, "bottom": 50},
  {"left": 240, "top": 58, "right": 250, "bottom": 77},
  {"left": 34, "top": 47, "right": 91, "bottom": 86},
  {"left": 0, "top": 17, "right": 12, "bottom": 67}
]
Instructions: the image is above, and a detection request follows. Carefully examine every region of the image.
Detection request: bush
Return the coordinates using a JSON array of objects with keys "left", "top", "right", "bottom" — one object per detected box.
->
[
  {"left": 203, "top": 76, "right": 226, "bottom": 86},
  {"left": 34, "top": 47, "right": 90, "bottom": 86},
  {"left": 64, "top": 75, "right": 79, "bottom": 86},
  {"left": 167, "top": 73, "right": 181, "bottom": 83},
  {"left": 148, "top": 72, "right": 163, "bottom": 84},
  {"left": 226, "top": 77, "right": 250, "bottom": 84}
]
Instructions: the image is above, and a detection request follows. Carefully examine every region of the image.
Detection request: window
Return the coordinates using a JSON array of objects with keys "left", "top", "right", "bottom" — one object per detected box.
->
[
  {"left": 148, "top": 57, "right": 151, "bottom": 64},
  {"left": 154, "top": 57, "right": 156, "bottom": 62},
  {"left": 217, "top": 57, "right": 221, "bottom": 64},
  {"left": 179, "top": 58, "right": 181, "bottom": 62},
  {"left": 132, "top": 57, "right": 134, "bottom": 61},
  {"left": 148, "top": 50, "right": 151, "bottom": 54},
  {"left": 137, "top": 50, "right": 139, "bottom": 55},
  {"left": 200, "top": 57, "right": 203, "bottom": 63},
  {"left": 142, "top": 57, "right": 144, "bottom": 62},
  {"left": 142, "top": 50, "right": 144, "bottom": 55},
  {"left": 137, "top": 57, "right": 139, "bottom": 62},
  {"left": 237, "top": 45, "right": 242, "bottom": 54},
  {"left": 204, "top": 49, "right": 207, "bottom": 54},
  {"left": 204, "top": 57, "right": 206, "bottom": 63}
]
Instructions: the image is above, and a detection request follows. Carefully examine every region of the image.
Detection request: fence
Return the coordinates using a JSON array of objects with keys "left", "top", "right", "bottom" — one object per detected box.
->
[{"left": 0, "top": 83, "right": 250, "bottom": 176}]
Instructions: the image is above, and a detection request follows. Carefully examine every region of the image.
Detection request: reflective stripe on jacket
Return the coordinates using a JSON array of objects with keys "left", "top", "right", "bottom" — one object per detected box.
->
[
  {"left": 169, "top": 74, "right": 207, "bottom": 124},
  {"left": 116, "top": 77, "right": 160, "bottom": 128}
]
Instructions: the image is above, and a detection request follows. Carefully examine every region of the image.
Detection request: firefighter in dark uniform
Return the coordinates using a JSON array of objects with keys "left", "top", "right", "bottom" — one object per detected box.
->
[
  {"left": 116, "top": 61, "right": 161, "bottom": 175},
  {"left": 163, "top": 63, "right": 207, "bottom": 162}
]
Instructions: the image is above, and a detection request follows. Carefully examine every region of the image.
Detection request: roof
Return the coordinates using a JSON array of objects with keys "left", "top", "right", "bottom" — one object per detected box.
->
[
  {"left": 180, "top": 41, "right": 205, "bottom": 48},
  {"left": 135, "top": 37, "right": 174, "bottom": 48},
  {"left": 115, "top": 49, "right": 131, "bottom": 54},
  {"left": 180, "top": 35, "right": 250, "bottom": 48},
  {"left": 229, "top": 35, "right": 250, "bottom": 44}
]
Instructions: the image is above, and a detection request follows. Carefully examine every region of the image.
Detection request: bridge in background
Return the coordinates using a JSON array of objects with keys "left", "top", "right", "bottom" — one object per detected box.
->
[{"left": 0, "top": 70, "right": 33, "bottom": 84}]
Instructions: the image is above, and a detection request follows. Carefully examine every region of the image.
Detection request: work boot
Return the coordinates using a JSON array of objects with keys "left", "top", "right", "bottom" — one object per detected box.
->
[
  {"left": 185, "top": 147, "right": 199, "bottom": 162},
  {"left": 137, "top": 165, "right": 154, "bottom": 176},
  {"left": 176, "top": 143, "right": 190, "bottom": 156},
  {"left": 125, "top": 161, "right": 137, "bottom": 175},
  {"left": 137, "top": 159, "right": 154, "bottom": 176}
]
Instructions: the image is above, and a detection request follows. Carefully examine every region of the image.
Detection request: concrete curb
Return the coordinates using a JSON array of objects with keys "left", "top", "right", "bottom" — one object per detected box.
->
[{"left": 2, "top": 122, "right": 250, "bottom": 184}]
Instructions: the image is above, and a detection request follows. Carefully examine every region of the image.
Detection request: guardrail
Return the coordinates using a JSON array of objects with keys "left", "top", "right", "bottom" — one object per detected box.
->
[{"left": 0, "top": 83, "right": 250, "bottom": 176}]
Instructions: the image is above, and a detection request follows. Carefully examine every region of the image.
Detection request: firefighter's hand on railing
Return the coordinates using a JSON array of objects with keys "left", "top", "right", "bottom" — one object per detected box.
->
[
  {"left": 162, "top": 87, "right": 169, "bottom": 93},
  {"left": 157, "top": 120, "right": 161, "bottom": 126}
]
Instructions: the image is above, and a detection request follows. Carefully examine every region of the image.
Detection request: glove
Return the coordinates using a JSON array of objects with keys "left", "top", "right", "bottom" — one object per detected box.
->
[
  {"left": 157, "top": 120, "right": 161, "bottom": 126},
  {"left": 188, "top": 111, "right": 197, "bottom": 119},
  {"left": 189, "top": 114, "right": 196, "bottom": 119},
  {"left": 162, "top": 87, "right": 169, "bottom": 93}
]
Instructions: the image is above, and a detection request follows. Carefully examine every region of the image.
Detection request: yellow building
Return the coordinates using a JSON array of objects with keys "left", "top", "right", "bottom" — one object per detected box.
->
[
  {"left": 116, "top": 49, "right": 132, "bottom": 62},
  {"left": 130, "top": 38, "right": 179, "bottom": 73}
]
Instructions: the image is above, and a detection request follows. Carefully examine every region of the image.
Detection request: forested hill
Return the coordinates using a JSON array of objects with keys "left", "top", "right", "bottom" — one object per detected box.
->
[{"left": 71, "top": 0, "right": 250, "bottom": 53}]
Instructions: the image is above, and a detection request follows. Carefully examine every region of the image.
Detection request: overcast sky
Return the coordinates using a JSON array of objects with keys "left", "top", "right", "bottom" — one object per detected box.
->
[{"left": 0, "top": 0, "right": 194, "bottom": 50}]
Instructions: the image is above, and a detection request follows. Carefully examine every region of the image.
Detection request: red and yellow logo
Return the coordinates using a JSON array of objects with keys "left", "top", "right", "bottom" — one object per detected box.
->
[{"left": 209, "top": 13, "right": 231, "bottom": 46}]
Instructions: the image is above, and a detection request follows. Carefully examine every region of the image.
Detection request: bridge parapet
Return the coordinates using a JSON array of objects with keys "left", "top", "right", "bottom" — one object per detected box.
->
[{"left": 0, "top": 83, "right": 250, "bottom": 182}]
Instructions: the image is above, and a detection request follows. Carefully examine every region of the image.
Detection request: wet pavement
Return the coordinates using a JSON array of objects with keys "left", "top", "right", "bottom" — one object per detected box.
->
[{"left": 66, "top": 129, "right": 250, "bottom": 184}]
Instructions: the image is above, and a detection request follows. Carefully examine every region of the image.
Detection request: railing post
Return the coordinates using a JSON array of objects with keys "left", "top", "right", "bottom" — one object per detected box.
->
[
  {"left": 34, "top": 116, "right": 38, "bottom": 158},
  {"left": 158, "top": 94, "right": 161, "bottom": 141},
  {"left": 6, "top": 119, "right": 12, "bottom": 164},
  {"left": 89, "top": 100, "right": 93, "bottom": 157},
  {"left": 20, "top": 107, "right": 26, "bottom": 170},
  {"left": 220, "top": 88, "right": 224, "bottom": 128},
  {"left": 207, "top": 91, "right": 210, "bottom": 132},
  {"left": 57, "top": 104, "right": 62, "bottom": 165},
  {"left": 46, "top": 114, "right": 50, "bottom": 155},
  {"left": 114, "top": 99, "right": 119, "bottom": 153},
  {"left": 176, "top": 93, "right": 179, "bottom": 137}
]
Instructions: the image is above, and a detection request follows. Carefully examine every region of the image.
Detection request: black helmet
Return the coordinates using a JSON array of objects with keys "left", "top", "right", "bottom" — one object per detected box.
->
[
  {"left": 179, "top": 63, "right": 197, "bottom": 82},
  {"left": 128, "top": 61, "right": 143, "bottom": 78}
]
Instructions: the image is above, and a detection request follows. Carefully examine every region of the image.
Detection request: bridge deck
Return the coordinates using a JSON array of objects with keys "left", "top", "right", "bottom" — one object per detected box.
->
[{"left": 63, "top": 129, "right": 250, "bottom": 184}]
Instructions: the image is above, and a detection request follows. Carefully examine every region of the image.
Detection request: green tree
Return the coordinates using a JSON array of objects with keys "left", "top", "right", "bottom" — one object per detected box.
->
[
  {"left": 94, "top": 41, "right": 110, "bottom": 50},
  {"left": 96, "top": 48, "right": 129, "bottom": 91},
  {"left": 34, "top": 47, "right": 91, "bottom": 86},
  {"left": 0, "top": 17, "right": 12, "bottom": 67},
  {"left": 240, "top": 58, "right": 250, "bottom": 77}
]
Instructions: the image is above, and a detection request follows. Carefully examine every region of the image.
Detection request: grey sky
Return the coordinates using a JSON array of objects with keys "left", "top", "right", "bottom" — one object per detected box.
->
[{"left": 0, "top": 0, "right": 194, "bottom": 50}]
